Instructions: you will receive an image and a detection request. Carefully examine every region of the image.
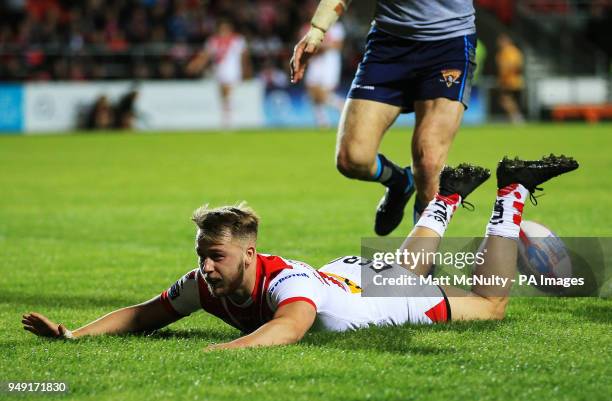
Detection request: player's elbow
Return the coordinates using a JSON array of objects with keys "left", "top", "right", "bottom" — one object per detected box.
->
[
  {"left": 285, "top": 327, "right": 307, "bottom": 344},
  {"left": 276, "top": 319, "right": 310, "bottom": 345},
  {"left": 275, "top": 321, "right": 306, "bottom": 345}
]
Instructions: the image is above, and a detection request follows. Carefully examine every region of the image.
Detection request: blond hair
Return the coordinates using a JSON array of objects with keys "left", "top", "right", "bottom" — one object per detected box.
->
[{"left": 192, "top": 202, "right": 259, "bottom": 243}]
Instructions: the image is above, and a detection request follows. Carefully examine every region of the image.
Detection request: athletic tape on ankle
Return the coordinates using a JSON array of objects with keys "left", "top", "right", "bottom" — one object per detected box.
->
[
  {"left": 415, "top": 194, "right": 461, "bottom": 237},
  {"left": 486, "top": 184, "right": 529, "bottom": 238}
]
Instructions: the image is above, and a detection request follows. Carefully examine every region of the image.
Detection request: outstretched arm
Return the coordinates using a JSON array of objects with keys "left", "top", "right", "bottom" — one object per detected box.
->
[
  {"left": 186, "top": 50, "right": 211, "bottom": 77},
  {"left": 205, "top": 301, "right": 316, "bottom": 351},
  {"left": 22, "top": 296, "right": 181, "bottom": 339}
]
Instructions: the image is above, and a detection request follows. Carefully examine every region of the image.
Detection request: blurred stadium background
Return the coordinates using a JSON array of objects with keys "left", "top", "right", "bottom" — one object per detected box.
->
[
  {"left": 1, "top": 3, "right": 611, "bottom": 400},
  {"left": 0, "top": 0, "right": 610, "bottom": 133}
]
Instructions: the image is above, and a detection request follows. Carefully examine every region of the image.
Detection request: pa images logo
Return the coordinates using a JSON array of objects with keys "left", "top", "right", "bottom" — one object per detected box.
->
[{"left": 440, "top": 69, "right": 462, "bottom": 88}]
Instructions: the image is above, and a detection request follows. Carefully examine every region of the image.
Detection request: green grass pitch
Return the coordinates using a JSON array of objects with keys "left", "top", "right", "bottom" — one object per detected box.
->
[{"left": 1, "top": 124, "right": 611, "bottom": 401}]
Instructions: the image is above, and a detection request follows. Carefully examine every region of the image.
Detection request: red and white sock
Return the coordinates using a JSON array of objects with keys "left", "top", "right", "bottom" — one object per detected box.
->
[
  {"left": 485, "top": 183, "right": 529, "bottom": 239},
  {"left": 415, "top": 193, "right": 461, "bottom": 237}
]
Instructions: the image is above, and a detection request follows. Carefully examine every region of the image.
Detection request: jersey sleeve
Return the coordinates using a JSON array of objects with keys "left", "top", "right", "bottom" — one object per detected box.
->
[
  {"left": 159, "top": 269, "right": 202, "bottom": 317},
  {"left": 267, "top": 268, "right": 322, "bottom": 313}
]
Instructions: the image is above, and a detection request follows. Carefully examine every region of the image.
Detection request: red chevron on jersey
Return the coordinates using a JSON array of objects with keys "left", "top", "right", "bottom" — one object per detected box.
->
[{"left": 197, "top": 254, "right": 293, "bottom": 333}]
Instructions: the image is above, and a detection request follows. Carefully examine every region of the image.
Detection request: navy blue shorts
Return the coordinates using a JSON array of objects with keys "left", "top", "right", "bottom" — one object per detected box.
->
[{"left": 348, "top": 28, "right": 477, "bottom": 113}]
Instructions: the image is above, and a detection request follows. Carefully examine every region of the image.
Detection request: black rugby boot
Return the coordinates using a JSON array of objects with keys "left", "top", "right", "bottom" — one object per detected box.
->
[
  {"left": 496, "top": 154, "right": 579, "bottom": 201},
  {"left": 439, "top": 164, "right": 491, "bottom": 201},
  {"left": 374, "top": 166, "right": 415, "bottom": 236}
]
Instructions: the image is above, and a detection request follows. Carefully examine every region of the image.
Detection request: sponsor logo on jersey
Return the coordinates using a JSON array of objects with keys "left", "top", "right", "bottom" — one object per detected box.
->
[
  {"left": 168, "top": 282, "right": 181, "bottom": 300},
  {"left": 168, "top": 273, "right": 193, "bottom": 300},
  {"left": 440, "top": 69, "right": 462, "bottom": 88},
  {"left": 325, "top": 272, "right": 362, "bottom": 294},
  {"left": 268, "top": 272, "right": 310, "bottom": 292}
]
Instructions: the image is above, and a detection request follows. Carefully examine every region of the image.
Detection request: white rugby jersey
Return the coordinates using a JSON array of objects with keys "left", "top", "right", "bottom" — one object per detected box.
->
[
  {"left": 205, "top": 33, "right": 246, "bottom": 83},
  {"left": 160, "top": 254, "right": 449, "bottom": 333}
]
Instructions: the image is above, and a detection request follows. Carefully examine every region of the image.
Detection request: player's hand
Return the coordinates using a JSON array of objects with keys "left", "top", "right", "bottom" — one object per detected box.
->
[
  {"left": 290, "top": 26, "right": 325, "bottom": 83},
  {"left": 22, "top": 312, "right": 70, "bottom": 339}
]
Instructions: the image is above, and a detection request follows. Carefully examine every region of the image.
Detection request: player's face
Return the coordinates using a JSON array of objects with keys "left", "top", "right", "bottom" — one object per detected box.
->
[
  {"left": 218, "top": 22, "right": 232, "bottom": 36},
  {"left": 196, "top": 234, "right": 246, "bottom": 297}
]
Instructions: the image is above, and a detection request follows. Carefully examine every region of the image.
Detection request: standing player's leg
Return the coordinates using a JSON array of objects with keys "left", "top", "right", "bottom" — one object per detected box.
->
[
  {"left": 447, "top": 155, "right": 579, "bottom": 321},
  {"left": 410, "top": 34, "right": 478, "bottom": 224},
  {"left": 339, "top": 28, "right": 421, "bottom": 237},
  {"left": 336, "top": 99, "right": 417, "bottom": 236},
  {"left": 411, "top": 99, "right": 465, "bottom": 221},
  {"left": 336, "top": 99, "right": 416, "bottom": 235},
  {"left": 335, "top": 99, "right": 401, "bottom": 179}
]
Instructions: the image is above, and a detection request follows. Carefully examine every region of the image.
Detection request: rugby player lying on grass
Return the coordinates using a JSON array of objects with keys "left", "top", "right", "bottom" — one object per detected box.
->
[{"left": 22, "top": 155, "right": 578, "bottom": 350}]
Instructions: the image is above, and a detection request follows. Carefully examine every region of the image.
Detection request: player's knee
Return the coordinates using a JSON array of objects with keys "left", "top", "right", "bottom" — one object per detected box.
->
[
  {"left": 335, "top": 148, "right": 371, "bottom": 179},
  {"left": 413, "top": 154, "right": 444, "bottom": 179}
]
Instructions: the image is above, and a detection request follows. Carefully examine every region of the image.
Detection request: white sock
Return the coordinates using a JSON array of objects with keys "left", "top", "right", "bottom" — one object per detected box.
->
[
  {"left": 486, "top": 183, "right": 529, "bottom": 238},
  {"left": 415, "top": 193, "right": 461, "bottom": 237}
]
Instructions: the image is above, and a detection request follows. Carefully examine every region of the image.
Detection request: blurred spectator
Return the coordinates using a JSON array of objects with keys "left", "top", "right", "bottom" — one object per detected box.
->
[
  {"left": 496, "top": 34, "right": 525, "bottom": 124},
  {"left": 0, "top": 0, "right": 377, "bottom": 83},
  {"left": 85, "top": 95, "right": 113, "bottom": 130},
  {"left": 0, "top": 0, "right": 355, "bottom": 82},
  {"left": 114, "top": 89, "right": 139, "bottom": 129},
  {"left": 186, "top": 19, "right": 250, "bottom": 126},
  {"left": 83, "top": 88, "right": 140, "bottom": 131}
]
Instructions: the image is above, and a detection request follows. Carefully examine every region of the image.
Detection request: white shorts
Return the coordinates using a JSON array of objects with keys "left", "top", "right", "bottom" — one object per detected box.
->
[
  {"left": 215, "top": 65, "right": 242, "bottom": 85},
  {"left": 305, "top": 51, "right": 342, "bottom": 90},
  {"left": 317, "top": 256, "right": 451, "bottom": 331}
]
